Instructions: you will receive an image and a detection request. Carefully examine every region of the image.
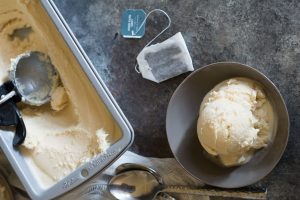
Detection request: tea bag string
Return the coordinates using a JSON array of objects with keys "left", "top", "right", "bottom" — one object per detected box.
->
[{"left": 134, "top": 9, "right": 171, "bottom": 73}]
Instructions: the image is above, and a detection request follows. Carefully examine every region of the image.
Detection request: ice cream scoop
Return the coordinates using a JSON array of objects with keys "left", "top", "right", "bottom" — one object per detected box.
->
[
  {"left": 0, "top": 51, "right": 58, "bottom": 106},
  {"left": 0, "top": 51, "right": 58, "bottom": 146}
]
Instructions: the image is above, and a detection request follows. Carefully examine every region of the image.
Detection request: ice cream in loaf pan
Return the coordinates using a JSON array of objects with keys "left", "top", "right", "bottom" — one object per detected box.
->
[{"left": 0, "top": 0, "right": 122, "bottom": 188}]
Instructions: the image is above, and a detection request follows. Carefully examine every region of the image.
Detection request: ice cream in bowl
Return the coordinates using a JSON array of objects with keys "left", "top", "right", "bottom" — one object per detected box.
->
[
  {"left": 166, "top": 62, "right": 289, "bottom": 188},
  {"left": 197, "top": 78, "right": 275, "bottom": 167}
]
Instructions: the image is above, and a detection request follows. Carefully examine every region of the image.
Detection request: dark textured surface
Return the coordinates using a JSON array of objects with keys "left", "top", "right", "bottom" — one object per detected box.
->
[{"left": 53, "top": 0, "right": 300, "bottom": 199}]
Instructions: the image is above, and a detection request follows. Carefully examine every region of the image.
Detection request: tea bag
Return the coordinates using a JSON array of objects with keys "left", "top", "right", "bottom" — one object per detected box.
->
[{"left": 137, "top": 32, "right": 194, "bottom": 83}]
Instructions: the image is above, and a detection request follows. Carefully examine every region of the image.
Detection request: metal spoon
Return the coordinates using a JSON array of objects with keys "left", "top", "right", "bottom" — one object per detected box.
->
[
  {"left": 115, "top": 163, "right": 175, "bottom": 200},
  {"left": 108, "top": 163, "right": 267, "bottom": 200},
  {"left": 0, "top": 51, "right": 58, "bottom": 146}
]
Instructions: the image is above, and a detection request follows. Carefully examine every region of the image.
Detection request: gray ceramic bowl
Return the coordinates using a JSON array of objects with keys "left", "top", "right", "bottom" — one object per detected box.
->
[{"left": 166, "top": 62, "right": 289, "bottom": 188}]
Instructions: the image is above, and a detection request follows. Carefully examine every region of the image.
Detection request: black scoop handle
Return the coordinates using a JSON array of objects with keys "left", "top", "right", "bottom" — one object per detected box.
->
[
  {"left": 12, "top": 103, "right": 26, "bottom": 147},
  {"left": 0, "top": 81, "right": 26, "bottom": 147}
]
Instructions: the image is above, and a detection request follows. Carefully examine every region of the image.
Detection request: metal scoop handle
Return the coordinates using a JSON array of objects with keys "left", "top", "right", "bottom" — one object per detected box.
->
[
  {"left": 161, "top": 186, "right": 267, "bottom": 199},
  {"left": 12, "top": 103, "right": 26, "bottom": 147},
  {"left": 0, "top": 90, "right": 16, "bottom": 105}
]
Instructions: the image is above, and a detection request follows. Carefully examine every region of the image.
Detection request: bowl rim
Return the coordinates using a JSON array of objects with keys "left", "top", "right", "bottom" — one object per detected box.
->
[{"left": 166, "top": 61, "right": 290, "bottom": 188}]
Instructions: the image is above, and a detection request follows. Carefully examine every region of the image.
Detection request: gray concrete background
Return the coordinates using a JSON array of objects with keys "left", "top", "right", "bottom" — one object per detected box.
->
[{"left": 53, "top": 0, "right": 300, "bottom": 199}]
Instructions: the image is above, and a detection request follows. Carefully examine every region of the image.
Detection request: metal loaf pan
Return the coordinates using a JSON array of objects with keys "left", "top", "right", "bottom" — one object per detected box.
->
[{"left": 0, "top": 0, "right": 134, "bottom": 199}]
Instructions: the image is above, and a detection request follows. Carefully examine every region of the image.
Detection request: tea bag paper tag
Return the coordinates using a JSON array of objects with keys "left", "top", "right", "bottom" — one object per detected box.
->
[
  {"left": 121, "top": 9, "right": 146, "bottom": 38},
  {"left": 137, "top": 32, "right": 194, "bottom": 83}
]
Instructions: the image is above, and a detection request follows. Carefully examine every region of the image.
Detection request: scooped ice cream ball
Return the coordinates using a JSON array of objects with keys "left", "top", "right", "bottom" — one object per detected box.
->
[{"left": 197, "top": 78, "right": 274, "bottom": 167}]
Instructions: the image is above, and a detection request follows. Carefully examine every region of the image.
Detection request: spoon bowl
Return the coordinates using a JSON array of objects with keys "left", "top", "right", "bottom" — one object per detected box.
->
[{"left": 109, "top": 170, "right": 161, "bottom": 200}]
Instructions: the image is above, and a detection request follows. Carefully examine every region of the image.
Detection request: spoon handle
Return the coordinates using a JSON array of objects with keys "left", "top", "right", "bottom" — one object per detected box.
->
[{"left": 162, "top": 186, "right": 267, "bottom": 199}]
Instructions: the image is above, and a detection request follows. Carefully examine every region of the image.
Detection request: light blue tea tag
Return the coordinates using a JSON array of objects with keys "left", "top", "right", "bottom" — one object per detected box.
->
[{"left": 121, "top": 9, "right": 146, "bottom": 38}]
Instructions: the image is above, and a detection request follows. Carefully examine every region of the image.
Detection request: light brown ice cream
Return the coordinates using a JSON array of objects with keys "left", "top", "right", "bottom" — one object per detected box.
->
[
  {"left": 0, "top": 0, "right": 121, "bottom": 187},
  {"left": 0, "top": 185, "right": 7, "bottom": 200},
  {"left": 0, "top": 176, "right": 10, "bottom": 200},
  {"left": 197, "top": 78, "right": 274, "bottom": 167},
  {"left": 51, "top": 86, "right": 69, "bottom": 111}
]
